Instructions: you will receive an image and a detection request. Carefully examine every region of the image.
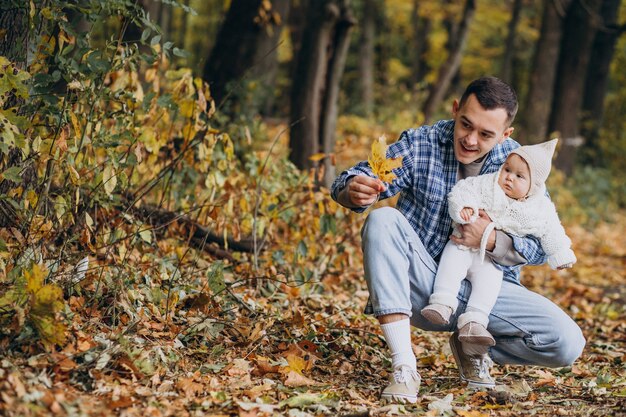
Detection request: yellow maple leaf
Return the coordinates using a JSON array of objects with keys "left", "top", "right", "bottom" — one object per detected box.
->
[
  {"left": 282, "top": 354, "right": 306, "bottom": 375},
  {"left": 368, "top": 135, "right": 403, "bottom": 183}
]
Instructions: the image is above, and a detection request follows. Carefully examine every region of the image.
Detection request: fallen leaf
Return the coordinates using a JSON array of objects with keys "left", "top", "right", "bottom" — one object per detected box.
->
[
  {"left": 493, "top": 378, "right": 532, "bottom": 397},
  {"left": 426, "top": 393, "right": 454, "bottom": 415},
  {"left": 254, "top": 356, "right": 280, "bottom": 375},
  {"left": 282, "top": 354, "right": 306, "bottom": 375},
  {"left": 176, "top": 376, "right": 204, "bottom": 397},
  {"left": 228, "top": 358, "right": 252, "bottom": 376},
  {"left": 108, "top": 396, "right": 134, "bottom": 409},
  {"left": 279, "top": 392, "right": 337, "bottom": 408},
  {"left": 283, "top": 370, "right": 319, "bottom": 387},
  {"left": 457, "top": 410, "right": 490, "bottom": 417}
]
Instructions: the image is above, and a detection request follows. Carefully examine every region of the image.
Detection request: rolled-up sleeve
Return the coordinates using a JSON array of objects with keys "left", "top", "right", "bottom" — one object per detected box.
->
[{"left": 486, "top": 230, "right": 527, "bottom": 266}]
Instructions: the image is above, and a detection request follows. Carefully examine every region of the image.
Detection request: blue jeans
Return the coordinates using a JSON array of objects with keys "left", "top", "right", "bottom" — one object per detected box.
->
[{"left": 361, "top": 207, "right": 585, "bottom": 367}]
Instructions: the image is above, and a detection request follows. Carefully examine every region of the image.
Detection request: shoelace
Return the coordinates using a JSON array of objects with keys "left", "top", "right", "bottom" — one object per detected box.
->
[
  {"left": 470, "top": 355, "right": 493, "bottom": 379},
  {"left": 393, "top": 367, "right": 420, "bottom": 386}
]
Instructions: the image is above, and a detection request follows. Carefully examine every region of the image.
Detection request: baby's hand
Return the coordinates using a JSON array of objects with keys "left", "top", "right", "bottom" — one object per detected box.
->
[
  {"left": 557, "top": 263, "right": 573, "bottom": 270},
  {"left": 460, "top": 207, "right": 474, "bottom": 222}
]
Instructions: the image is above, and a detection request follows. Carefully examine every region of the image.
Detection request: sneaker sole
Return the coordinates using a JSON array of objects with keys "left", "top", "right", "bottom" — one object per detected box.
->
[{"left": 449, "top": 335, "right": 496, "bottom": 390}]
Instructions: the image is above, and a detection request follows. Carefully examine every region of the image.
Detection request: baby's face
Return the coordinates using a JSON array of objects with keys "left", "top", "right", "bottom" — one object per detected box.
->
[{"left": 498, "top": 154, "right": 531, "bottom": 199}]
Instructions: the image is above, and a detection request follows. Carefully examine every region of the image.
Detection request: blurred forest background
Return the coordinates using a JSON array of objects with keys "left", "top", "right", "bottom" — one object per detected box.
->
[{"left": 0, "top": 1, "right": 625, "bottom": 416}]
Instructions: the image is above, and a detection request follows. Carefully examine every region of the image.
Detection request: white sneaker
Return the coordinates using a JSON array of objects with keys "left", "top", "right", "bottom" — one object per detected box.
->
[{"left": 380, "top": 366, "right": 421, "bottom": 404}]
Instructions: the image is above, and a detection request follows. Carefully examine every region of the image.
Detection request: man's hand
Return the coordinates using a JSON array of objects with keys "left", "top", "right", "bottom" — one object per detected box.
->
[
  {"left": 460, "top": 207, "right": 474, "bottom": 222},
  {"left": 451, "top": 210, "right": 495, "bottom": 250},
  {"left": 345, "top": 175, "right": 386, "bottom": 207}
]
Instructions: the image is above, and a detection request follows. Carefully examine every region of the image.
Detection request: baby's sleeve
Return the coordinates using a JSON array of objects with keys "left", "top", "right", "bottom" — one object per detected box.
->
[
  {"left": 447, "top": 176, "right": 482, "bottom": 224},
  {"left": 539, "top": 200, "right": 577, "bottom": 269}
]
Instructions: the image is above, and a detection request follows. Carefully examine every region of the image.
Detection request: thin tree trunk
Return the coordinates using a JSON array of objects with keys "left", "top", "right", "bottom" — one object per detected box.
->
[
  {"left": 377, "top": 7, "right": 391, "bottom": 90},
  {"left": 422, "top": 0, "right": 475, "bottom": 123},
  {"left": 580, "top": 0, "right": 625, "bottom": 154},
  {"left": 321, "top": 3, "right": 356, "bottom": 187},
  {"left": 411, "top": 0, "right": 431, "bottom": 86},
  {"left": 443, "top": 0, "right": 462, "bottom": 94},
  {"left": 159, "top": 4, "right": 171, "bottom": 40},
  {"left": 178, "top": 0, "right": 189, "bottom": 50},
  {"left": 522, "top": 0, "right": 573, "bottom": 144},
  {"left": 501, "top": 0, "right": 523, "bottom": 84},
  {"left": 549, "top": 0, "right": 603, "bottom": 174},
  {"left": 289, "top": 0, "right": 354, "bottom": 177},
  {"left": 358, "top": 0, "right": 376, "bottom": 116}
]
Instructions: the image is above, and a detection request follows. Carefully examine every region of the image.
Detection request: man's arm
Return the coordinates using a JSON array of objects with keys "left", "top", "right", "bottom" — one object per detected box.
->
[{"left": 331, "top": 129, "right": 419, "bottom": 211}]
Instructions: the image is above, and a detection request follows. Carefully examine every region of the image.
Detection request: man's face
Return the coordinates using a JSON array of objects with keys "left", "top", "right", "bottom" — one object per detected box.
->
[{"left": 452, "top": 94, "right": 514, "bottom": 164}]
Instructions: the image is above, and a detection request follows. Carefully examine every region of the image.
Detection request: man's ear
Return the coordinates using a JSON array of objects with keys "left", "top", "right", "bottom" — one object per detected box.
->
[
  {"left": 499, "top": 127, "right": 514, "bottom": 143},
  {"left": 452, "top": 99, "right": 460, "bottom": 117}
]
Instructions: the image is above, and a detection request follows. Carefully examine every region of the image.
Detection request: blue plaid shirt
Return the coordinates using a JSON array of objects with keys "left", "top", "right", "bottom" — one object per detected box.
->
[{"left": 331, "top": 119, "right": 547, "bottom": 283}]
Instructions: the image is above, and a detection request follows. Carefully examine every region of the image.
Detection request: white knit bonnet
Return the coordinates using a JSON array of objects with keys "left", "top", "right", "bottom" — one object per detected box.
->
[{"left": 509, "top": 138, "right": 558, "bottom": 197}]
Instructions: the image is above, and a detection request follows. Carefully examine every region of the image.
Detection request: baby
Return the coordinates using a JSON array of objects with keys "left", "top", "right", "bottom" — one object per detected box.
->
[{"left": 421, "top": 138, "right": 576, "bottom": 345}]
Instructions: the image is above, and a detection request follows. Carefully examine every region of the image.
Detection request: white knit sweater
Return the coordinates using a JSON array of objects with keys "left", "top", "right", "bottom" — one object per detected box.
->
[{"left": 447, "top": 170, "right": 576, "bottom": 269}]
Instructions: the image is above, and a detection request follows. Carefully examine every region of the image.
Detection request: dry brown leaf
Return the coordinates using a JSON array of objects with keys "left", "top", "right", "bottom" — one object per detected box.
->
[
  {"left": 227, "top": 358, "right": 252, "bottom": 376},
  {"left": 283, "top": 370, "right": 319, "bottom": 387},
  {"left": 254, "top": 356, "right": 280, "bottom": 375},
  {"left": 107, "top": 396, "right": 134, "bottom": 410},
  {"left": 457, "top": 410, "right": 490, "bottom": 417},
  {"left": 176, "top": 376, "right": 204, "bottom": 397}
]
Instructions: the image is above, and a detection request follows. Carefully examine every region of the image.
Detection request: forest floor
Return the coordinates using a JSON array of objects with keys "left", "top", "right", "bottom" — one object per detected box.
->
[
  {"left": 1, "top": 119, "right": 625, "bottom": 416},
  {"left": 1, "top": 210, "right": 625, "bottom": 417}
]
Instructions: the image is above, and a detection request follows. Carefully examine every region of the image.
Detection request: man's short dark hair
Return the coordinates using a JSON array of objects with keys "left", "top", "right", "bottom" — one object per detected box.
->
[{"left": 459, "top": 76, "right": 518, "bottom": 126}]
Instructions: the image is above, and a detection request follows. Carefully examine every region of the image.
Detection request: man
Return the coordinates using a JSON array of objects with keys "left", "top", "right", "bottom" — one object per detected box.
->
[{"left": 330, "top": 76, "right": 585, "bottom": 404}]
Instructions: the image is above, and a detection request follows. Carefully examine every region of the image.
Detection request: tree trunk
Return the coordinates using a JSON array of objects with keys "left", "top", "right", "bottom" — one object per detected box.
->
[
  {"left": 0, "top": 3, "right": 30, "bottom": 228},
  {"left": 522, "top": 0, "right": 573, "bottom": 144},
  {"left": 445, "top": 0, "right": 465, "bottom": 94},
  {"left": 0, "top": 3, "right": 28, "bottom": 68},
  {"left": 288, "top": 0, "right": 306, "bottom": 78},
  {"left": 321, "top": 4, "right": 355, "bottom": 187},
  {"left": 142, "top": 0, "right": 161, "bottom": 26},
  {"left": 411, "top": 0, "right": 431, "bottom": 86},
  {"left": 358, "top": 0, "right": 376, "bottom": 116},
  {"left": 376, "top": 7, "right": 391, "bottom": 90},
  {"left": 549, "top": 0, "right": 603, "bottom": 174},
  {"left": 422, "top": 0, "right": 476, "bottom": 123},
  {"left": 158, "top": 3, "right": 171, "bottom": 40},
  {"left": 500, "top": 0, "right": 523, "bottom": 84},
  {"left": 248, "top": 0, "right": 290, "bottom": 116},
  {"left": 202, "top": 0, "right": 266, "bottom": 107},
  {"left": 580, "top": 0, "right": 625, "bottom": 156},
  {"left": 177, "top": 0, "right": 189, "bottom": 51},
  {"left": 288, "top": 0, "right": 355, "bottom": 182}
]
